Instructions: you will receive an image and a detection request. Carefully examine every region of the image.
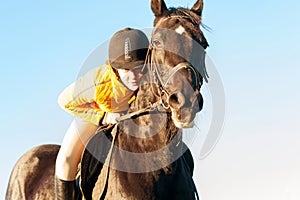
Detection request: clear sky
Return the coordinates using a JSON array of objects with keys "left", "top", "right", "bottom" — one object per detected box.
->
[{"left": 1, "top": 0, "right": 300, "bottom": 199}]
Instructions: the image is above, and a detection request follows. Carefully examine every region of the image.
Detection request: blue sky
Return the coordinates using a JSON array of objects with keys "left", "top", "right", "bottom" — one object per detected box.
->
[{"left": 1, "top": 0, "right": 300, "bottom": 199}]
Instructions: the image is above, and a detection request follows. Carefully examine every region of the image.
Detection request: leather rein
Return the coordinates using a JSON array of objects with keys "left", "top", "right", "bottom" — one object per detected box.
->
[{"left": 98, "top": 16, "right": 202, "bottom": 200}]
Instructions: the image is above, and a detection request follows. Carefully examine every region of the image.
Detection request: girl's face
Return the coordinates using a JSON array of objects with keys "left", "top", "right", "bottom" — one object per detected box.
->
[{"left": 117, "top": 66, "right": 143, "bottom": 91}]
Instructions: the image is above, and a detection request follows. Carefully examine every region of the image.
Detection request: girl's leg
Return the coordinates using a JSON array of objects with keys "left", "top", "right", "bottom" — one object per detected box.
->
[
  {"left": 55, "top": 118, "right": 98, "bottom": 181},
  {"left": 55, "top": 118, "right": 98, "bottom": 199}
]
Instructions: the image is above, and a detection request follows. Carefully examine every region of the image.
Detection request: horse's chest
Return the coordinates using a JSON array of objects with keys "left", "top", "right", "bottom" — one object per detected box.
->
[{"left": 101, "top": 170, "right": 156, "bottom": 200}]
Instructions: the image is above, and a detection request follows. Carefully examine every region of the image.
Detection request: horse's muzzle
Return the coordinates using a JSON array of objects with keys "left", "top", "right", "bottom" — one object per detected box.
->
[{"left": 169, "top": 90, "right": 203, "bottom": 128}]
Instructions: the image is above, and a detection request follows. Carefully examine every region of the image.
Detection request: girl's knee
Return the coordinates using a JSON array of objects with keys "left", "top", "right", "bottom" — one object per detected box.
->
[{"left": 55, "top": 150, "right": 80, "bottom": 180}]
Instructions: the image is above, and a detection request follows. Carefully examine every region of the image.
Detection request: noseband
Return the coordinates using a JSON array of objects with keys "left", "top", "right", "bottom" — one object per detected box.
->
[{"left": 149, "top": 60, "right": 201, "bottom": 109}]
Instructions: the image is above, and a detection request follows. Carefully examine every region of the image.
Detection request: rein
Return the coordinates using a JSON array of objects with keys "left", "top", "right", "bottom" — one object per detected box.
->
[
  {"left": 94, "top": 10, "right": 204, "bottom": 200},
  {"left": 116, "top": 101, "right": 163, "bottom": 122},
  {"left": 98, "top": 17, "right": 202, "bottom": 200}
]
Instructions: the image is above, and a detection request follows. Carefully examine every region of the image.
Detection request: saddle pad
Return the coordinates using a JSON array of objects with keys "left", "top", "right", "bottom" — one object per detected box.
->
[
  {"left": 80, "top": 125, "right": 114, "bottom": 200},
  {"left": 80, "top": 124, "right": 196, "bottom": 199}
]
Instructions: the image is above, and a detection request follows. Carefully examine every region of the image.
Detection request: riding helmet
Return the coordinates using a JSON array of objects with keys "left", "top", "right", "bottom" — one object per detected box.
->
[{"left": 108, "top": 27, "right": 149, "bottom": 70}]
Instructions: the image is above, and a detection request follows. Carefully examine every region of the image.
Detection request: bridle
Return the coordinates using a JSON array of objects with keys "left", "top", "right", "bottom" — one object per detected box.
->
[
  {"left": 148, "top": 50, "right": 201, "bottom": 110},
  {"left": 148, "top": 18, "right": 202, "bottom": 109}
]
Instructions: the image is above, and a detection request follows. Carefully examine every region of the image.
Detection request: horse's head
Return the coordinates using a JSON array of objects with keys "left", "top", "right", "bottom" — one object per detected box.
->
[{"left": 149, "top": 0, "right": 209, "bottom": 128}]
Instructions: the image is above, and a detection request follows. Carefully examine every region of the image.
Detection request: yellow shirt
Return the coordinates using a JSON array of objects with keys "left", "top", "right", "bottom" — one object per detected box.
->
[{"left": 58, "top": 63, "right": 135, "bottom": 125}]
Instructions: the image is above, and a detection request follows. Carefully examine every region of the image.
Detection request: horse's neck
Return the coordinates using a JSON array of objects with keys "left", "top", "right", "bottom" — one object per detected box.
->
[
  {"left": 128, "top": 83, "right": 168, "bottom": 139},
  {"left": 117, "top": 75, "right": 183, "bottom": 154},
  {"left": 131, "top": 82, "right": 159, "bottom": 111},
  {"left": 119, "top": 82, "right": 182, "bottom": 153}
]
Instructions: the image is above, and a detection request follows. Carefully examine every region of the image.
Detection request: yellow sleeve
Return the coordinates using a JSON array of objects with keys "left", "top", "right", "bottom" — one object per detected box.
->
[{"left": 57, "top": 67, "right": 105, "bottom": 125}]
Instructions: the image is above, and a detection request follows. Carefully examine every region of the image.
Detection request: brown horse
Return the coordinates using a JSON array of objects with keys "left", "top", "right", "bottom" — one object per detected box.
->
[{"left": 6, "top": 0, "right": 208, "bottom": 199}]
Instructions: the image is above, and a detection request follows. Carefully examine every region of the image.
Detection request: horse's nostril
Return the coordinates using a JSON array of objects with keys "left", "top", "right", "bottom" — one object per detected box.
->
[{"left": 168, "top": 92, "right": 185, "bottom": 109}]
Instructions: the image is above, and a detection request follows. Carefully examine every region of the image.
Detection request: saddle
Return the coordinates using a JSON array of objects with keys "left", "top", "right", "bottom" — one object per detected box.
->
[{"left": 79, "top": 124, "right": 195, "bottom": 199}]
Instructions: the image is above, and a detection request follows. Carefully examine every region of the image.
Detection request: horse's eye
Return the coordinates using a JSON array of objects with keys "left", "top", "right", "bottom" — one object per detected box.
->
[{"left": 152, "top": 39, "right": 162, "bottom": 48}]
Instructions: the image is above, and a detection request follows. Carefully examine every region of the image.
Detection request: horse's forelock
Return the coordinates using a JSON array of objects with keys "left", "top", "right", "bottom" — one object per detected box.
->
[
  {"left": 155, "top": 7, "right": 209, "bottom": 49},
  {"left": 169, "top": 7, "right": 201, "bottom": 25}
]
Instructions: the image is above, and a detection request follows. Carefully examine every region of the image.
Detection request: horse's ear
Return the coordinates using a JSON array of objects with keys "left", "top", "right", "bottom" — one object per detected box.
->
[
  {"left": 191, "top": 0, "right": 203, "bottom": 16},
  {"left": 151, "top": 0, "right": 168, "bottom": 17}
]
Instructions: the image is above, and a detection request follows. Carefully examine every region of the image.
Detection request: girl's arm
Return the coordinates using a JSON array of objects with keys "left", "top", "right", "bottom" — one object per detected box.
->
[{"left": 58, "top": 67, "right": 105, "bottom": 125}]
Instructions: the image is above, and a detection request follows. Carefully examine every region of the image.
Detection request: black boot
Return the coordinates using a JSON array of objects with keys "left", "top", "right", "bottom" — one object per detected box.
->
[{"left": 55, "top": 176, "right": 76, "bottom": 200}]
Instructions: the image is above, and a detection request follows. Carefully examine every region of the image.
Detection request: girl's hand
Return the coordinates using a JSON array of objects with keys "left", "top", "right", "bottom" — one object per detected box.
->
[{"left": 102, "top": 112, "right": 121, "bottom": 124}]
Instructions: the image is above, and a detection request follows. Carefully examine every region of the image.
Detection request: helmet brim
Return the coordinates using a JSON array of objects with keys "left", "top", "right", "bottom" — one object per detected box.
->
[{"left": 111, "top": 60, "right": 145, "bottom": 70}]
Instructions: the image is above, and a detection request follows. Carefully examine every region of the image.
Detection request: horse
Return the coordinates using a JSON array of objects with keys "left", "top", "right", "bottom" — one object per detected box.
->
[{"left": 6, "top": 0, "right": 209, "bottom": 199}]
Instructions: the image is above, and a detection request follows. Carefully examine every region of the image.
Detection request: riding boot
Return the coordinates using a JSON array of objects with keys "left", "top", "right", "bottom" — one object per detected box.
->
[{"left": 55, "top": 176, "right": 76, "bottom": 200}]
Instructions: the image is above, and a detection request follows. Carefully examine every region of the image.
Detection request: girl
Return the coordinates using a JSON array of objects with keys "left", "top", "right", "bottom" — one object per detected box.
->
[{"left": 55, "top": 28, "right": 149, "bottom": 199}]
